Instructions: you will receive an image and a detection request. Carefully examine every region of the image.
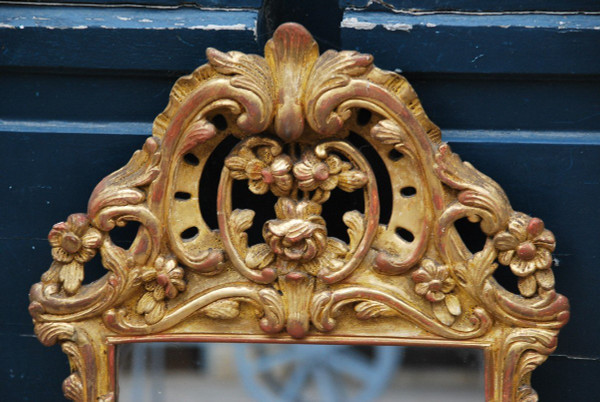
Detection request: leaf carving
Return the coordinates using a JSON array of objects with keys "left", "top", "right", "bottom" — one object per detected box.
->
[
  {"left": 354, "top": 301, "right": 397, "bottom": 319},
  {"left": 231, "top": 209, "right": 255, "bottom": 234},
  {"left": 435, "top": 144, "right": 511, "bottom": 236},
  {"left": 202, "top": 300, "right": 240, "bottom": 320},
  {"left": 343, "top": 210, "right": 365, "bottom": 251}
]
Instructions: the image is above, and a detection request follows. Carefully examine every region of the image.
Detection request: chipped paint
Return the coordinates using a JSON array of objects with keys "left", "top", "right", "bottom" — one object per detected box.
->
[
  {"left": 72, "top": 25, "right": 87, "bottom": 30},
  {"left": 0, "top": 23, "right": 16, "bottom": 29},
  {"left": 116, "top": 16, "right": 132, "bottom": 21},
  {"left": 139, "top": 18, "right": 153, "bottom": 23},
  {"left": 341, "top": 17, "right": 376, "bottom": 30},
  {"left": 425, "top": 23, "right": 437, "bottom": 28},
  {"left": 383, "top": 23, "right": 412, "bottom": 32},
  {"left": 187, "top": 23, "right": 250, "bottom": 31}
]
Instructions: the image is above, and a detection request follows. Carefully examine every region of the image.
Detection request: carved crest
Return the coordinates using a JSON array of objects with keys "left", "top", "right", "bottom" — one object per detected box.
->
[{"left": 29, "top": 23, "right": 569, "bottom": 401}]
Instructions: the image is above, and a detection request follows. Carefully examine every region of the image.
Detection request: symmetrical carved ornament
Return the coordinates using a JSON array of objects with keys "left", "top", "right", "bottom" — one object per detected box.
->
[{"left": 29, "top": 23, "right": 569, "bottom": 401}]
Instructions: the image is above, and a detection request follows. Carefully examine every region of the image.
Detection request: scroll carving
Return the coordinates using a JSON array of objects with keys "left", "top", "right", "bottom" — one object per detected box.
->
[{"left": 29, "top": 23, "right": 568, "bottom": 401}]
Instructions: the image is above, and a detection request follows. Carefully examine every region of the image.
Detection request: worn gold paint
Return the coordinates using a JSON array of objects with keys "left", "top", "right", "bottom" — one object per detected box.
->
[{"left": 29, "top": 23, "right": 568, "bottom": 401}]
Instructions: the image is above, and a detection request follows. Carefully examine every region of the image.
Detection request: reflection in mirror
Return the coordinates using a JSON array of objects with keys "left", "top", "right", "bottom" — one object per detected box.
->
[{"left": 117, "top": 343, "right": 484, "bottom": 402}]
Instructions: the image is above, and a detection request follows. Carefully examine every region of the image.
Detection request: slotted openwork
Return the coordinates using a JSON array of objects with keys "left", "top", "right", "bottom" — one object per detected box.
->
[{"left": 29, "top": 23, "right": 569, "bottom": 401}]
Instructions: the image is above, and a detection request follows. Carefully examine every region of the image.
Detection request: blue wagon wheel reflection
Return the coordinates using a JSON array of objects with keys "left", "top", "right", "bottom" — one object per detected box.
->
[{"left": 235, "top": 344, "right": 403, "bottom": 402}]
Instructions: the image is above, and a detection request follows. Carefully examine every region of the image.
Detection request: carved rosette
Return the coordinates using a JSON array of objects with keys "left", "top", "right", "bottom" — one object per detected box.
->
[{"left": 30, "top": 23, "right": 568, "bottom": 401}]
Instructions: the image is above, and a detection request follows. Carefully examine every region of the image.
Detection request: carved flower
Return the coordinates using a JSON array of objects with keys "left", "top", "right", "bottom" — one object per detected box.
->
[
  {"left": 293, "top": 150, "right": 367, "bottom": 195},
  {"left": 412, "top": 259, "right": 456, "bottom": 302},
  {"left": 493, "top": 213, "right": 556, "bottom": 296},
  {"left": 225, "top": 141, "right": 293, "bottom": 196},
  {"left": 46, "top": 213, "right": 103, "bottom": 295},
  {"left": 412, "top": 259, "right": 461, "bottom": 326},
  {"left": 246, "top": 198, "right": 348, "bottom": 276},
  {"left": 137, "top": 256, "right": 186, "bottom": 324},
  {"left": 264, "top": 198, "right": 327, "bottom": 262}
]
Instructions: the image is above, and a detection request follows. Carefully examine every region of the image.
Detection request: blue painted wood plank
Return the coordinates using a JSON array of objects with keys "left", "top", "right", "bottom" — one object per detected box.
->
[
  {"left": 341, "top": 11, "right": 600, "bottom": 74},
  {"left": 0, "top": 5, "right": 259, "bottom": 71},
  {"left": 2, "top": 71, "right": 598, "bottom": 132},
  {"left": 340, "top": 0, "right": 600, "bottom": 12},
  {"left": 14, "top": 0, "right": 262, "bottom": 8}
]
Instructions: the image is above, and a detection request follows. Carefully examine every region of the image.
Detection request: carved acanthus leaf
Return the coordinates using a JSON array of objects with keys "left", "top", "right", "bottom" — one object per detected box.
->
[
  {"left": 201, "top": 300, "right": 240, "bottom": 320},
  {"left": 435, "top": 143, "right": 511, "bottom": 236},
  {"left": 354, "top": 300, "right": 398, "bottom": 319},
  {"left": 88, "top": 137, "right": 161, "bottom": 221}
]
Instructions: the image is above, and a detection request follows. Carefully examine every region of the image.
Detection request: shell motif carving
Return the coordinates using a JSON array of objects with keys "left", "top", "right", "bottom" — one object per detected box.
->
[{"left": 29, "top": 23, "right": 568, "bottom": 401}]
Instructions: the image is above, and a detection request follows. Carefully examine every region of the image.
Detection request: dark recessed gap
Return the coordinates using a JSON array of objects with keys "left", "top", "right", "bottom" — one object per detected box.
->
[
  {"left": 347, "top": 132, "right": 392, "bottom": 225},
  {"left": 356, "top": 108, "right": 372, "bottom": 126},
  {"left": 231, "top": 179, "right": 278, "bottom": 246},
  {"left": 183, "top": 153, "right": 200, "bottom": 166},
  {"left": 400, "top": 186, "right": 417, "bottom": 198},
  {"left": 180, "top": 226, "right": 199, "bottom": 241},
  {"left": 454, "top": 217, "right": 487, "bottom": 254},
  {"left": 492, "top": 263, "right": 520, "bottom": 295},
  {"left": 320, "top": 187, "right": 364, "bottom": 245},
  {"left": 174, "top": 191, "right": 191, "bottom": 200},
  {"left": 388, "top": 148, "right": 404, "bottom": 161},
  {"left": 395, "top": 227, "right": 415, "bottom": 243},
  {"left": 199, "top": 135, "right": 240, "bottom": 231},
  {"left": 87, "top": 220, "right": 140, "bottom": 284},
  {"left": 211, "top": 114, "right": 228, "bottom": 131},
  {"left": 79, "top": 253, "right": 106, "bottom": 285},
  {"left": 110, "top": 220, "right": 140, "bottom": 250}
]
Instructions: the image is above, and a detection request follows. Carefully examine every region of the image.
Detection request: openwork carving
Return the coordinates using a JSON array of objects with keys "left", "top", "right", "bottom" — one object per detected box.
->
[{"left": 29, "top": 23, "right": 569, "bottom": 401}]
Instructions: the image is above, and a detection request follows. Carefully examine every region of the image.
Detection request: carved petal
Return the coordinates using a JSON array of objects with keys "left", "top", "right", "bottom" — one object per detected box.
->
[
  {"left": 498, "top": 250, "right": 515, "bottom": 266},
  {"left": 145, "top": 303, "right": 165, "bottom": 325},
  {"left": 534, "top": 230, "right": 556, "bottom": 252},
  {"left": 136, "top": 292, "right": 157, "bottom": 315},
  {"left": 81, "top": 228, "right": 103, "bottom": 249},
  {"left": 52, "top": 247, "right": 73, "bottom": 263},
  {"left": 248, "top": 179, "right": 269, "bottom": 194},
  {"left": 433, "top": 302, "right": 455, "bottom": 326},
  {"left": 535, "top": 268, "right": 556, "bottom": 291},
  {"left": 445, "top": 294, "right": 462, "bottom": 316},
  {"left": 535, "top": 248, "right": 553, "bottom": 270},
  {"left": 518, "top": 275, "right": 538, "bottom": 297},
  {"left": 337, "top": 171, "right": 367, "bottom": 192},
  {"left": 59, "top": 261, "right": 84, "bottom": 295},
  {"left": 231, "top": 209, "right": 255, "bottom": 233},
  {"left": 494, "top": 232, "right": 519, "bottom": 251},
  {"left": 245, "top": 244, "right": 275, "bottom": 269},
  {"left": 510, "top": 258, "right": 536, "bottom": 277}
]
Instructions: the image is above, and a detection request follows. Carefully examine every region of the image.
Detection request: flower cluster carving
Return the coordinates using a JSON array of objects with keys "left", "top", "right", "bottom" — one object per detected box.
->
[{"left": 29, "top": 23, "right": 568, "bottom": 402}]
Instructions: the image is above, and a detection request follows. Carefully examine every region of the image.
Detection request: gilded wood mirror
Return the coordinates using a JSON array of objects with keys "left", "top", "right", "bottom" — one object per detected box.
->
[{"left": 29, "top": 23, "right": 569, "bottom": 401}]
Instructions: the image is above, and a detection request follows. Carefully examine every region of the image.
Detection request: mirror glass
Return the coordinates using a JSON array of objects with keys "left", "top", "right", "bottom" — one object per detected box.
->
[{"left": 117, "top": 343, "right": 484, "bottom": 401}]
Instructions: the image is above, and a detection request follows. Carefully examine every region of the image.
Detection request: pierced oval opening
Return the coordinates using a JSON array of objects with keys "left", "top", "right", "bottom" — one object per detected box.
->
[
  {"left": 175, "top": 191, "right": 191, "bottom": 200},
  {"left": 180, "top": 226, "right": 199, "bottom": 241},
  {"left": 395, "top": 227, "right": 414, "bottom": 243},
  {"left": 211, "top": 114, "right": 228, "bottom": 131},
  {"left": 347, "top": 132, "right": 391, "bottom": 224},
  {"left": 388, "top": 149, "right": 404, "bottom": 161},
  {"left": 199, "top": 135, "right": 239, "bottom": 231},
  {"left": 356, "top": 108, "right": 372, "bottom": 126},
  {"left": 400, "top": 186, "right": 417, "bottom": 198},
  {"left": 183, "top": 153, "right": 200, "bottom": 166}
]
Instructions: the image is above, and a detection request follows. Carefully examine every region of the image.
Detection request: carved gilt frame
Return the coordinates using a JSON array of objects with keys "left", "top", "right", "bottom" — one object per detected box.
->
[{"left": 29, "top": 23, "right": 569, "bottom": 401}]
